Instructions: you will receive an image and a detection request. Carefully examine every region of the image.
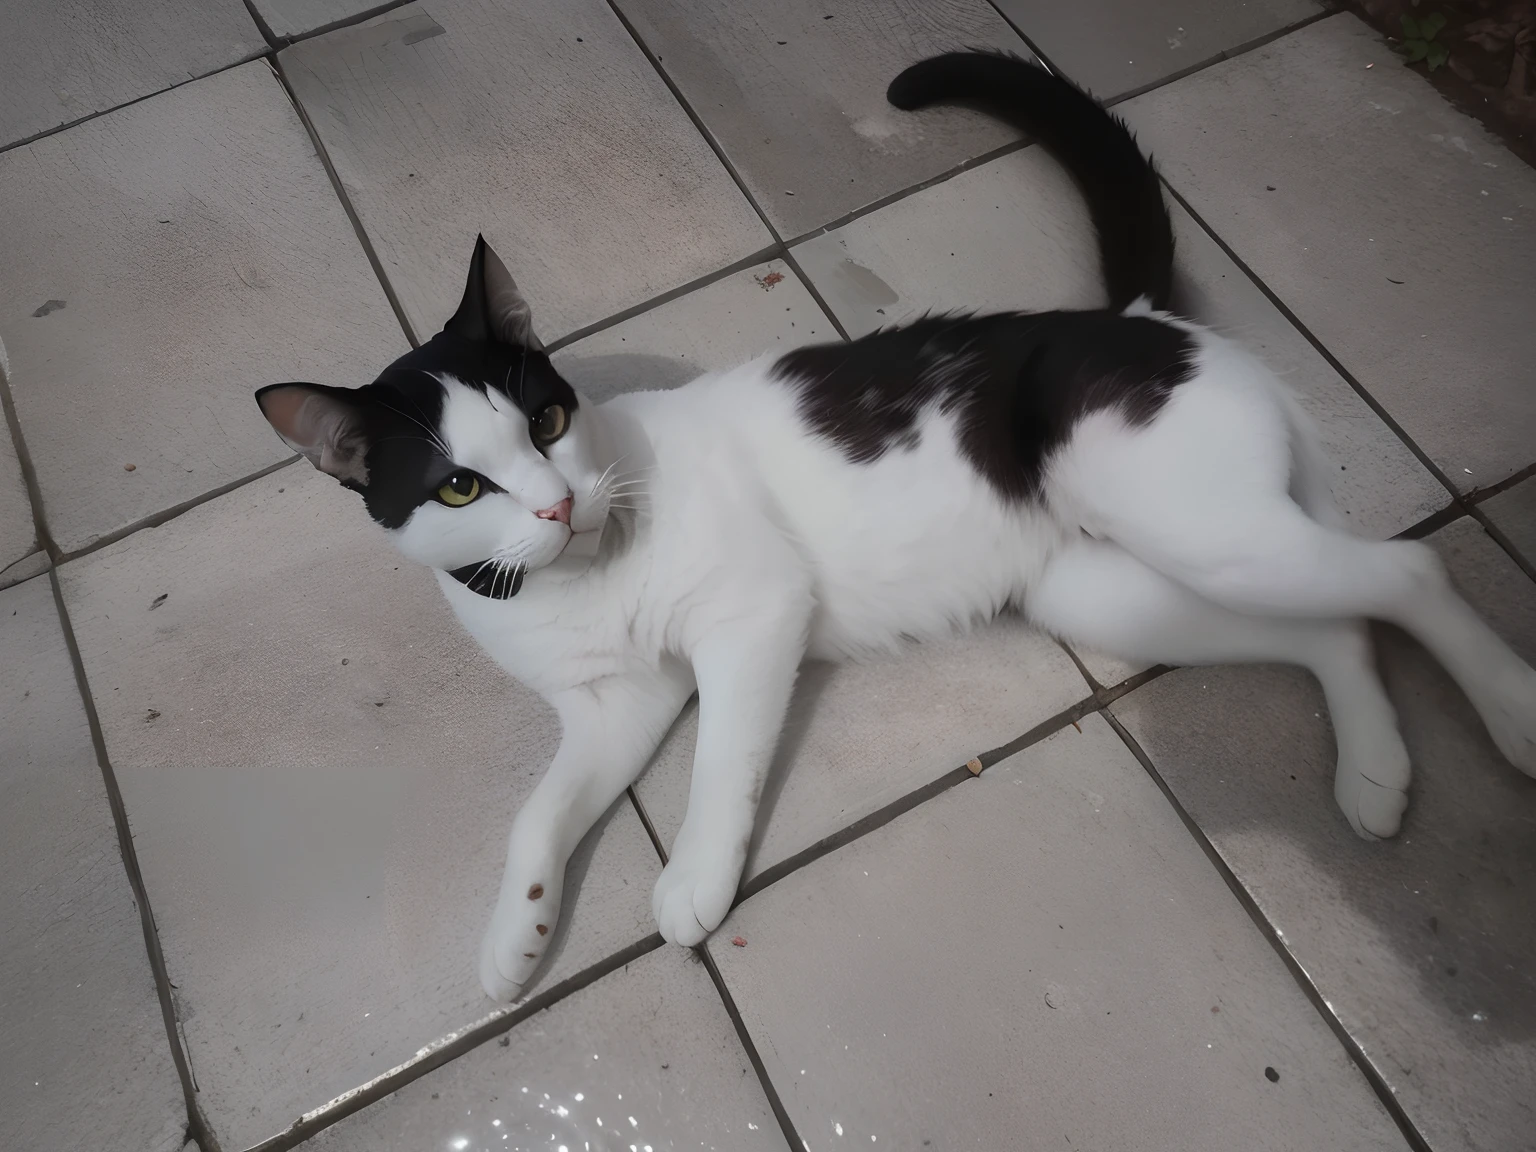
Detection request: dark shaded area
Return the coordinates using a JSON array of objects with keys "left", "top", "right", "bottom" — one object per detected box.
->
[{"left": 1337, "top": 0, "right": 1536, "bottom": 167}]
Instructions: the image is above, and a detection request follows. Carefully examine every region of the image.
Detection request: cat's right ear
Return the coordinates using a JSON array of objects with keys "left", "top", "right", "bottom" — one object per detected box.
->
[{"left": 255, "top": 383, "right": 372, "bottom": 486}]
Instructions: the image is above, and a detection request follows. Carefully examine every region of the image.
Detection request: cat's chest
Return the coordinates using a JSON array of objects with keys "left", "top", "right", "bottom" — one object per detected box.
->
[{"left": 435, "top": 566, "right": 664, "bottom": 696}]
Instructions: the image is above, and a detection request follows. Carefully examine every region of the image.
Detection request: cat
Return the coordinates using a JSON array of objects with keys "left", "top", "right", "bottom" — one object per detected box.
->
[{"left": 256, "top": 51, "right": 1536, "bottom": 1003}]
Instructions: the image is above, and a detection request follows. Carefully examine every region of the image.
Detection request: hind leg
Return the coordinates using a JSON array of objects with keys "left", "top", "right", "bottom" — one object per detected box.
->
[
  {"left": 1029, "top": 538, "right": 1411, "bottom": 837},
  {"left": 1059, "top": 378, "right": 1536, "bottom": 777}
]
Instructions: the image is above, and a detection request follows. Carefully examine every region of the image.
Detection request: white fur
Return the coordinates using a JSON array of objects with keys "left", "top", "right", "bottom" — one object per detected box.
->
[{"left": 388, "top": 326, "right": 1536, "bottom": 1003}]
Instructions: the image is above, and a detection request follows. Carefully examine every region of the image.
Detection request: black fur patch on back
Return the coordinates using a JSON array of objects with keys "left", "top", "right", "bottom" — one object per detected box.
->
[{"left": 773, "top": 311, "right": 1196, "bottom": 502}]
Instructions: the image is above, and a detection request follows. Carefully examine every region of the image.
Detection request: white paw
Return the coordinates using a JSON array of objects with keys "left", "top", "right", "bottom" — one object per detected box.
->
[
  {"left": 652, "top": 838, "right": 742, "bottom": 947},
  {"left": 1334, "top": 738, "right": 1411, "bottom": 841},
  {"left": 479, "top": 877, "right": 559, "bottom": 1003},
  {"left": 1474, "top": 661, "right": 1536, "bottom": 777}
]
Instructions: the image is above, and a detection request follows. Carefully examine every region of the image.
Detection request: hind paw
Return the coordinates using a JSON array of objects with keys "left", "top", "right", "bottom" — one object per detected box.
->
[
  {"left": 1334, "top": 734, "right": 1412, "bottom": 840},
  {"left": 1474, "top": 661, "right": 1536, "bottom": 777}
]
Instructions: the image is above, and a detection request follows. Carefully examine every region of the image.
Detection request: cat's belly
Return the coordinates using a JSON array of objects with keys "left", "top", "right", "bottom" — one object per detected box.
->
[{"left": 764, "top": 404, "right": 1068, "bottom": 659}]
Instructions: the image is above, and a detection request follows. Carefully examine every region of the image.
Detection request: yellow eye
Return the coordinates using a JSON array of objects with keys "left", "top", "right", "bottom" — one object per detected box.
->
[
  {"left": 436, "top": 472, "right": 481, "bottom": 507},
  {"left": 531, "top": 404, "right": 568, "bottom": 447}
]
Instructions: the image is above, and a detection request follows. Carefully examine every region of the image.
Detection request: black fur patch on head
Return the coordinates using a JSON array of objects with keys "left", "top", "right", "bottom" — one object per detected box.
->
[
  {"left": 346, "top": 329, "right": 579, "bottom": 530},
  {"left": 774, "top": 310, "right": 1195, "bottom": 502}
]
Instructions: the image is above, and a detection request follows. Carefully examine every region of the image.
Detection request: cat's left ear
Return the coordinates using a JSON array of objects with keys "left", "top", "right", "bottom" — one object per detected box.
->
[{"left": 444, "top": 234, "right": 544, "bottom": 351}]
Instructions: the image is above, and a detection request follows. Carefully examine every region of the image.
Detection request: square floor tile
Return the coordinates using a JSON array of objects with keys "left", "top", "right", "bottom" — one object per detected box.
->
[
  {"left": 552, "top": 259, "right": 832, "bottom": 404},
  {"left": 1110, "top": 518, "right": 1536, "bottom": 1152},
  {"left": 710, "top": 714, "right": 1407, "bottom": 1150},
  {"left": 0, "top": 0, "right": 263, "bottom": 149},
  {"left": 0, "top": 415, "right": 35, "bottom": 573},
  {"left": 1, "top": 576, "right": 187, "bottom": 1152},
  {"left": 1118, "top": 15, "right": 1536, "bottom": 490},
  {"left": 613, "top": 0, "right": 1030, "bottom": 238},
  {"left": 299, "top": 947, "right": 780, "bottom": 1150},
  {"left": 635, "top": 616, "right": 1089, "bottom": 883},
  {"left": 0, "top": 62, "right": 408, "bottom": 556},
  {"left": 992, "top": 0, "right": 1318, "bottom": 100},
  {"left": 58, "top": 466, "right": 661, "bottom": 1150},
  {"left": 280, "top": 0, "right": 770, "bottom": 345},
  {"left": 1480, "top": 478, "right": 1536, "bottom": 572}
]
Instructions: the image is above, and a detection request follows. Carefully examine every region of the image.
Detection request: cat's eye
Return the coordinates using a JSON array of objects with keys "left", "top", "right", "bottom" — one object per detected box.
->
[
  {"left": 436, "top": 472, "right": 481, "bottom": 507},
  {"left": 531, "top": 404, "right": 568, "bottom": 447}
]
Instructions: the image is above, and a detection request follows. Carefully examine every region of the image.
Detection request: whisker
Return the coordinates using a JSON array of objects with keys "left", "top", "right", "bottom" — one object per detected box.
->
[{"left": 589, "top": 452, "right": 633, "bottom": 497}]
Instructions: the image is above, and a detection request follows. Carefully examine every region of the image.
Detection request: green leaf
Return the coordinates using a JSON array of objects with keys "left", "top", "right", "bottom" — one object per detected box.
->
[
  {"left": 1426, "top": 41, "right": 1450, "bottom": 70},
  {"left": 1402, "top": 39, "right": 1430, "bottom": 61},
  {"left": 1421, "top": 11, "right": 1447, "bottom": 39},
  {"left": 1401, "top": 14, "right": 1421, "bottom": 38}
]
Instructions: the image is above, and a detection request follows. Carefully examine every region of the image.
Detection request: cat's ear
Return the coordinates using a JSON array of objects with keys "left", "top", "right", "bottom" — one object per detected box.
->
[
  {"left": 255, "top": 383, "right": 372, "bottom": 486},
  {"left": 444, "top": 234, "right": 544, "bottom": 351}
]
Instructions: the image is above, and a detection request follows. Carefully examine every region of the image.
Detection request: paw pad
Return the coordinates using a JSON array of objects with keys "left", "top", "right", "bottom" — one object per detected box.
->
[
  {"left": 536, "top": 924, "right": 548, "bottom": 936},
  {"left": 527, "top": 884, "right": 544, "bottom": 900}
]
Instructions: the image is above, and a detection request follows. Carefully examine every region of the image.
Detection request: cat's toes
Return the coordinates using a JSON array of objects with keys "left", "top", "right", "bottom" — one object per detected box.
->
[
  {"left": 652, "top": 853, "right": 738, "bottom": 948},
  {"left": 1334, "top": 753, "right": 1410, "bottom": 841},
  {"left": 1476, "top": 663, "right": 1536, "bottom": 777},
  {"left": 478, "top": 882, "right": 558, "bottom": 1003}
]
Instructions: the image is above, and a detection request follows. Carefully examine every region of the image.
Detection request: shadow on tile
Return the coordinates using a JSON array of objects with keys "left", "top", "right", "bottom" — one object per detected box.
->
[{"left": 1112, "top": 520, "right": 1536, "bottom": 1150}]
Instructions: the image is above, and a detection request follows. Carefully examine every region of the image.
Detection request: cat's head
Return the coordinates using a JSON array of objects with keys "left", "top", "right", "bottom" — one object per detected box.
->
[{"left": 256, "top": 237, "right": 614, "bottom": 598}]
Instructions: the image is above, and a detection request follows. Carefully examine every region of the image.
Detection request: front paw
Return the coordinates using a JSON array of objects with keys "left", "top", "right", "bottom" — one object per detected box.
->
[
  {"left": 479, "top": 878, "right": 560, "bottom": 1003},
  {"left": 652, "top": 839, "right": 743, "bottom": 947}
]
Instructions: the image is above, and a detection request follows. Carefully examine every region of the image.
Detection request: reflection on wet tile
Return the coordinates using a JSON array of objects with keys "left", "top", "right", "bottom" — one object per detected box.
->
[
  {"left": 1111, "top": 517, "right": 1536, "bottom": 1152},
  {"left": 711, "top": 715, "right": 1407, "bottom": 1150},
  {"left": 300, "top": 947, "right": 779, "bottom": 1151}
]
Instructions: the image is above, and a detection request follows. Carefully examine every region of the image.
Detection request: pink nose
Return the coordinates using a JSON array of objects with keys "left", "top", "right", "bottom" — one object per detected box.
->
[{"left": 536, "top": 496, "right": 572, "bottom": 526}]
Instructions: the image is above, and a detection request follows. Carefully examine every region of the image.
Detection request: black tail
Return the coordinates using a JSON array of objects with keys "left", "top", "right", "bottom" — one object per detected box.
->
[{"left": 888, "top": 51, "right": 1173, "bottom": 313}]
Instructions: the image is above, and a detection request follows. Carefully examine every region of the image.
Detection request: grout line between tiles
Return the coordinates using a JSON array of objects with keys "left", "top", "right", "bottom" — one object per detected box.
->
[
  {"left": 1101, "top": 8, "right": 1336, "bottom": 107},
  {"left": 236, "top": 0, "right": 279, "bottom": 46},
  {"left": 542, "top": 244, "right": 784, "bottom": 354},
  {"left": 1157, "top": 180, "right": 1468, "bottom": 509},
  {"left": 627, "top": 787, "right": 800, "bottom": 1150},
  {"left": 779, "top": 138, "right": 1034, "bottom": 250},
  {"left": 45, "top": 566, "right": 218, "bottom": 1152},
  {"left": 1466, "top": 460, "right": 1536, "bottom": 505},
  {"left": 4, "top": 321, "right": 211, "bottom": 1148},
  {"left": 1467, "top": 503, "right": 1536, "bottom": 584},
  {"left": 1099, "top": 709, "right": 1436, "bottom": 1152},
  {"left": 596, "top": 0, "right": 850, "bottom": 347},
  {"left": 0, "top": 51, "right": 269, "bottom": 158},
  {"left": 0, "top": 355, "right": 53, "bottom": 562},
  {"left": 695, "top": 946, "right": 806, "bottom": 1152},
  {"left": 261, "top": 0, "right": 421, "bottom": 48},
  {"left": 55, "top": 456, "right": 302, "bottom": 567},
  {"left": 243, "top": 934, "right": 666, "bottom": 1152},
  {"left": 265, "top": 58, "right": 421, "bottom": 349}
]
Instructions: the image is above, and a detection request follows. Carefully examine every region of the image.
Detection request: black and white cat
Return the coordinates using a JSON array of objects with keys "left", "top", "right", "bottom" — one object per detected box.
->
[{"left": 257, "top": 53, "right": 1536, "bottom": 1002}]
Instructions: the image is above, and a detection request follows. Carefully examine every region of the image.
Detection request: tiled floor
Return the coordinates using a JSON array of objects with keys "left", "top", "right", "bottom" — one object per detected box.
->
[{"left": 2, "top": 5, "right": 1533, "bottom": 1152}]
